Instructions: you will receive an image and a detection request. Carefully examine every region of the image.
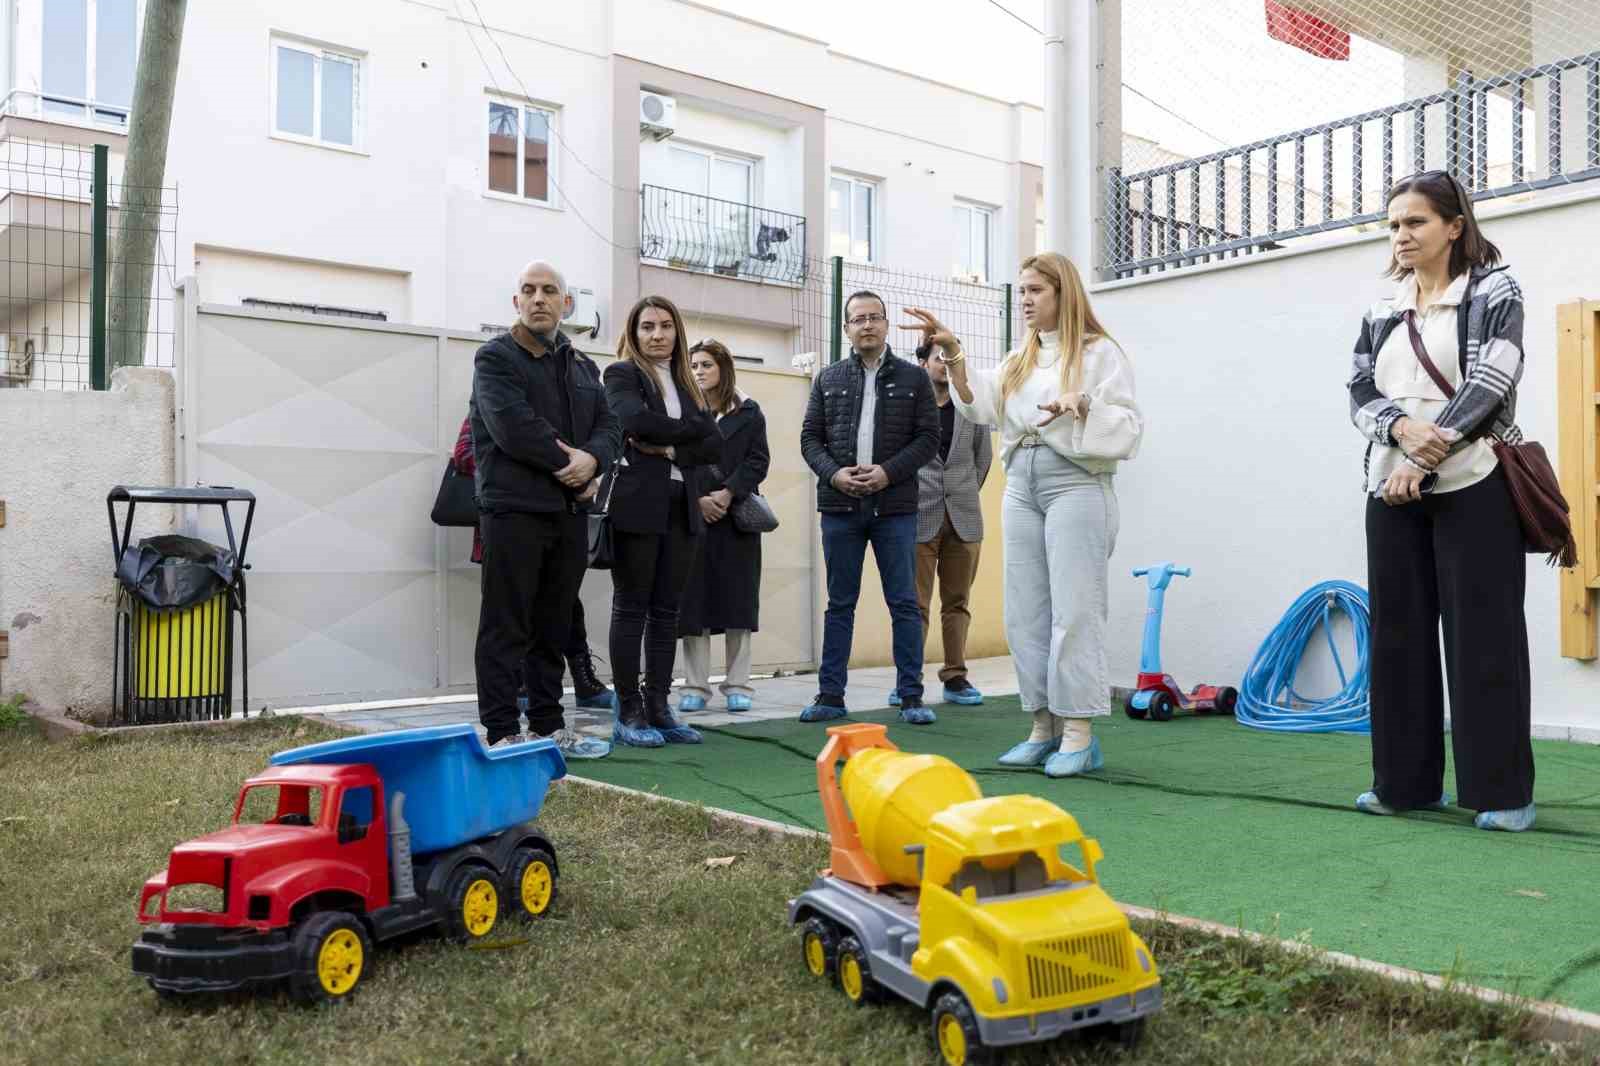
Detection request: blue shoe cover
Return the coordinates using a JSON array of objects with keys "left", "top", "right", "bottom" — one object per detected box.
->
[
  {"left": 1356, "top": 790, "right": 1451, "bottom": 816},
  {"left": 575, "top": 690, "right": 616, "bottom": 710},
  {"left": 897, "top": 704, "right": 936, "bottom": 725},
  {"left": 726, "top": 694, "right": 752, "bottom": 712},
  {"left": 1474, "top": 804, "right": 1535, "bottom": 832},
  {"left": 886, "top": 691, "right": 901, "bottom": 707},
  {"left": 612, "top": 720, "right": 665, "bottom": 748},
  {"left": 657, "top": 723, "right": 703, "bottom": 744},
  {"left": 800, "top": 700, "right": 848, "bottom": 723},
  {"left": 997, "top": 739, "right": 1055, "bottom": 767},
  {"left": 1044, "top": 738, "right": 1104, "bottom": 778},
  {"left": 677, "top": 694, "right": 707, "bottom": 713},
  {"left": 943, "top": 685, "right": 984, "bottom": 706}
]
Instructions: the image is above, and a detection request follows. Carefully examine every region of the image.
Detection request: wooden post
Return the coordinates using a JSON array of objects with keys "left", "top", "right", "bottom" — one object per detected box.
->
[{"left": 1556, "top": 300, "right": 1597, "bottom": 659}]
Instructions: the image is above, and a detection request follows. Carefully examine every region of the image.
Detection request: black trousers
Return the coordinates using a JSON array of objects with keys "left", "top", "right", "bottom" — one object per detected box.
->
[
  {"left": 610, "top": 482, "right": 699, "bottom": 703},
  {"left": 1365, "top": 468, "right": 1534, "bottom": 811},
  {"left": 476, "top": 510, "right": 586, "bottom": 742}
]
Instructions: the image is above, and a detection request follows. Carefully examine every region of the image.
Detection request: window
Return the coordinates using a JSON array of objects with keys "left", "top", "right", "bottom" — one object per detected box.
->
[
  {"left": 337, "top": 787, "right": 374, "bottom": 844},
  {"left": 953, "top": 201, "right": 995, "bottom": 283},
  {"left": 272, "top": 37, "right": 363, "bottom": 150},
  {"left": 649, "top": 145, "right": 754, "bottom": 271},
  {"left": 41, "top": 0, "right": 137, "bottom": 126},
  {"left": 829, "top": 175, "right": 877, "bottom": 262},
  {"left": 487, "top": 99, "right": 555, "bottom": 204}
]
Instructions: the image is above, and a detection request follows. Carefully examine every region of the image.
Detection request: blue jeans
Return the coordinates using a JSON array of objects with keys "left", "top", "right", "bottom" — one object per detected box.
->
[{"left": 819, "top": 507, "right": 923, "bottom": 702}]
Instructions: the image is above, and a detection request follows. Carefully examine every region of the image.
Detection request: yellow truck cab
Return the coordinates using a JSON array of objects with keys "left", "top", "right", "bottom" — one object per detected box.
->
[{"left": 789, "top": 724, "right": 1160, "bottom": 1065}]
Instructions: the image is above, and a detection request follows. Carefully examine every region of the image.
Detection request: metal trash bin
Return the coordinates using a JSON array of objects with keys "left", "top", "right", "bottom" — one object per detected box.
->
[{"left": 108, "top": 487, "right": 255, "bottom": 725}]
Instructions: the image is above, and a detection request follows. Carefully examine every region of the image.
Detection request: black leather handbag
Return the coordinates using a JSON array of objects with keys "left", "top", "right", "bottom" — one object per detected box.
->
[
  {"left": 430, "top": 460, "right": 478, "bottom": 527},
  {"left": 587, "top": 469, "right": 617, "bottom": 570},
  {"left": 708, "top": 463, "right": 778, "bottom": 534}
]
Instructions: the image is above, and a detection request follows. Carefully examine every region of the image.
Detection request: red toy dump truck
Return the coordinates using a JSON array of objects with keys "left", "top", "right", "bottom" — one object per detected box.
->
[{"left": 133, "top": 725, "right": 564, "bottom": 1001}]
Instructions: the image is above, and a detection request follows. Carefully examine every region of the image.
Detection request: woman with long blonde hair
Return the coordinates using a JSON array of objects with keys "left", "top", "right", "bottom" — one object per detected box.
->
[
  {"left": 904, "top": 253, "right": 1143, "bottom": 776},
  {"left": 602, "top": 295, "right": 723, "bottom": 747}
]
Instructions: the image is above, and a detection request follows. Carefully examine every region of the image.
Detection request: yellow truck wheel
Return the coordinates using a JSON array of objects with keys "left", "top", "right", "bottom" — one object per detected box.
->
[
  {"left": 800, "top": 917, "right": 839, "bottom": 979},
  {"left": 504, "top": 846, "right": 558, "bottom": 920},
  {"left": 835, "top": 936, "right": 881, "bottom": 1005},
  {"left": 288, "top": 912, "right": 372, "bottom": 1004},
  {"left": 443, "top": 865, "right": 501, "bottom": 942},
  {"left": 931, "top": 992, "right": 993, "bottom": 1066}
]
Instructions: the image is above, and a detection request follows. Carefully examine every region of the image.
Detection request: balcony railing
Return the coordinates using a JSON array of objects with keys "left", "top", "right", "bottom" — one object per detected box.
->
[
  {"left": 1106, "top": 50, "right": 1600, "bottom": 280},
  {"left": 640, "top": 184, "right": 807, "bottom": 285}
]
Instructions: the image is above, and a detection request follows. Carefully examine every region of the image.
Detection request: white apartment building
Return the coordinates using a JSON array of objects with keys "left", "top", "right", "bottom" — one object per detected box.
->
[{"left": 0, "top": 0, "right": 1047, "bottom": 370}]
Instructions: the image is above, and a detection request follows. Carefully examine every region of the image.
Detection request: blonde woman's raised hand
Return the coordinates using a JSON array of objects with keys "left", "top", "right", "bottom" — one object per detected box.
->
[{"left": 900, "top": 307, "right": 961, "bottom": 356}]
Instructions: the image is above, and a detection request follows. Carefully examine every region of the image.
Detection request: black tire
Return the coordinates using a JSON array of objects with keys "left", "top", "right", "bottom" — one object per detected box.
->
[
  {"left": 441, "top": 864, "right": 501, "bottom": 942},
  {"left": 799, "top": 916, "right": 839, "bottom": 980},
  {"left": 835, "top": 935, "right": 881, "bottom": 1006},
  {"left": 287, "top": 911, "right": 372, "bottom": 1004},
  {"left": 1117, "top": 1018, "right": 1147, "bottom": 1051},
  {"left": 1214, "top": 687, "right": 1239, "bottom": 716},
  {"left": 931, "top": 991, "right": 993, "bottom": 1066},
  {"left": 1150, "top": 692, "right": 1175, "bottom": 722},
  {"left": 504, "top": 846, "right": 558, "bottom": 921},
  {"left": 1125, "top": 700, "right": 1149, "bottom": 720}
]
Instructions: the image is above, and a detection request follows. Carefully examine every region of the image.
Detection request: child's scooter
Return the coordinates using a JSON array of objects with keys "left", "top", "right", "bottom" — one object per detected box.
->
[{"left": 1126, "top": 563, "right": 1238, "bottom": 722}]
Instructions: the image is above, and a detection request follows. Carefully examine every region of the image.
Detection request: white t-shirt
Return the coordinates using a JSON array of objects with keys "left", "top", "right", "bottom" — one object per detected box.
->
[
  {"left": 952, "top": 330, "right": 1143, "bottom": 472},
  {"left": 649, "top": 360, "right": 685, "bottom": 483}
]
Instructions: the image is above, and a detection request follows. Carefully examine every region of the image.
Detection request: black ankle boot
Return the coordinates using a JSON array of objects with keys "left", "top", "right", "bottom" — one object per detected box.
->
[
  {"left": 645, "top": 689, "right": 702, "bottom": 745},
  {"left": 612, "top": 694, "right": 663, "bottom": 748},
  {"left": 567, "top": 649, "right": 613, "bottom": 709}
]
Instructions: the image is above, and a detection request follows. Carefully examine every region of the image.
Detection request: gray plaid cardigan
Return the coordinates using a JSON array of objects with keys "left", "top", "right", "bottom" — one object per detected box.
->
[
  {"left": 916, "top": 405, "right": 994, "bottom": 543},
  {"left": 1347, "top": 264, "right": 1525, "bottom": 495}
]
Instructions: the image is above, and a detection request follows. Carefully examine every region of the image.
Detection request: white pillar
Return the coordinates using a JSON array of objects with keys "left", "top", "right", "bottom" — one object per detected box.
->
[{"left": 1044, "top": 0, "right": 1106, "bottom": 277}]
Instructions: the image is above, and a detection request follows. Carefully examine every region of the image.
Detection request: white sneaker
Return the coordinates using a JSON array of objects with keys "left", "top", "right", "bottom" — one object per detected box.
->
[
  {"left": 489, "top": 732, "right": 529, "bottom": 749},
  {"left": 543, "top": 727, "right": 611, "bottom": 760}
]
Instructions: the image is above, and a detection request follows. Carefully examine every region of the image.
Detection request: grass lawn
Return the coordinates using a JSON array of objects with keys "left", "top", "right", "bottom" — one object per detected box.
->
[{"left": 0, "top": 716, "right": 1593, "bottom": 1066}]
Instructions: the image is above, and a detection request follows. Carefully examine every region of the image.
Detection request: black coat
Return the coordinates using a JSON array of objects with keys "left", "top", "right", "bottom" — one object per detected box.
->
[
  {"left": 799, "top": 346, "right": 939, "bottom": 516},
  {"left": 470, "top": 327, "right": 620, "bottom": 514},
  {"left": 678, "top": 398, "right": 770, "bottom": 636},
  {"left": 601, "top": 360, "right": 721, "bottom": 536}
]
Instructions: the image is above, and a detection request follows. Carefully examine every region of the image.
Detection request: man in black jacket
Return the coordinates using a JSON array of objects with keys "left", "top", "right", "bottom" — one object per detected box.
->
[
  {"left": 471, "top": 261, "right": 620, "bottom": 754},
  {"left": 798, "top": 290, "right": 941, "bottom": 724}
]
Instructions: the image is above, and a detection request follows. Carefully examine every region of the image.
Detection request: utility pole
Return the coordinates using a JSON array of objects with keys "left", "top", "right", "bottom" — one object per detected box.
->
[{"left": 108, "top": 0, "right": 187, "bottom": 372}]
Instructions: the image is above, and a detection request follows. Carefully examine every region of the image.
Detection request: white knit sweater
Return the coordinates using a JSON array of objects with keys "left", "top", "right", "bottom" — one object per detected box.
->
[{"left": 951, "top": 330, "right": 1143, "bottom": 472}]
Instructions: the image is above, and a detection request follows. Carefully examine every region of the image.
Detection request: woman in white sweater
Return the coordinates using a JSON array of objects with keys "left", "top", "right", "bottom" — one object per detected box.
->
[{"left": 904, "top": 252, "right": 1142, "bottom": 777}]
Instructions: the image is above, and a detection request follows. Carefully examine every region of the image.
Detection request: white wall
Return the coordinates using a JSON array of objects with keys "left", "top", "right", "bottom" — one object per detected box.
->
[
  {"left": 0, "top": 368, "right": 176, "bottom": 717},
  {"left": 194, "top": 246, "right": 411, "bottom": 321},
  {"left": 1091, "top": 188, "right": 1600, "bottom": 739}
]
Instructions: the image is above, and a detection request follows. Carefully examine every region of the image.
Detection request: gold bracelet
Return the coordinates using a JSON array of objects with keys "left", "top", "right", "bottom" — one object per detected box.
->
[{"left": 943, "top": 348, "right": 967, "bottom": 366}]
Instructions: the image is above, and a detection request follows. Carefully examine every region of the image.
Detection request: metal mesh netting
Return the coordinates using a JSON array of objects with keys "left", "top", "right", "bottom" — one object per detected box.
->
[
  {"left": 1107, "top": 0, "right": 1600, "bottom": 277},
  {"left": 791, "top": 257, "right": 1021, "bottom": 375},
  {"left": 0, "top": 139, "right": 177, "bottom": 391}
]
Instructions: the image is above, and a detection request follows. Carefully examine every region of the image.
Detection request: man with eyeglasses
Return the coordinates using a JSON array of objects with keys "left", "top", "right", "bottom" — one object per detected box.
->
[{"left": 798, "top": 290, "right": 941, "bottom": 724}]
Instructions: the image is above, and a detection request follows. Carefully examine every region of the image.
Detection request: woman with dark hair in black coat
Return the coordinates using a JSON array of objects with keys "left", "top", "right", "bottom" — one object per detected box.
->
[
  {"left": 602, "top": 295, "right": 721, "bottom": 747},
  {"left": 676, "top": 339, "right": 771, "bottom": 713}
]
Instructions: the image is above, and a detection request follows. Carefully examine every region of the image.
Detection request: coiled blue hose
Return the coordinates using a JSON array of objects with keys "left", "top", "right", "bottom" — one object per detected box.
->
[{"left": 1235, "top": 580, "right": 1371, "bottom": 734}]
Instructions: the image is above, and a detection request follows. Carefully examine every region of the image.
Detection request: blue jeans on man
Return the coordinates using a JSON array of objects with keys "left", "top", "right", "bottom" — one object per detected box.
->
[{"left": 818, "top": 504, "right": 924, "bottom": 705}]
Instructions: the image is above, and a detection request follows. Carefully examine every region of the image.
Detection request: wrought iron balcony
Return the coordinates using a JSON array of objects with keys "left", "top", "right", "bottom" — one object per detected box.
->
[{"left": 639, "top": 184, "right": 807, "bottom": 284}]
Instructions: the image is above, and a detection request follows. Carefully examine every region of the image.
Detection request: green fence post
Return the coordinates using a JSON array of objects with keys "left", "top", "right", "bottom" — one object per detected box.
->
[
  {"left": 1003, "top": 282, "right": 1013, "bottom": 354},
  {"left": 90, "top": 144, "right": 108, "bottom": 390},
  {"left": 828, "top": 255, "right": 844, "bottom": 364}
]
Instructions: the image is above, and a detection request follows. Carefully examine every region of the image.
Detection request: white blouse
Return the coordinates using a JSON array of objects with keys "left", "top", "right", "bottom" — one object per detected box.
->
[{"left": 951, "top": 330, "right": 1143, "bottom": 472}]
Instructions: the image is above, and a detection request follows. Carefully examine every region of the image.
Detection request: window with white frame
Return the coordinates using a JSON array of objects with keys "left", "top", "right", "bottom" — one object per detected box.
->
[
  {"left": 829, "top": 175, "right": 877, "bottom": 262},
  {"left": 41, "top": 0, "right": 138, "bottom": 126},
  {"left": 953, "top": 202, "right": 994, "bottom": 283},
  {"left": 271, "top": 37, "right": 364, "bottom": 150},
  {"left": 487, "top": 98, "right": 556, "bottom": 204}
]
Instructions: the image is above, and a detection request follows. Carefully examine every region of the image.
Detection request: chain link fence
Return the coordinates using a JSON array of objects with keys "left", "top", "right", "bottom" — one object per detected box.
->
[
  {"left": 0, "top": 138, "right": 177, "bottom": 390},
  {"left": 1108, "top": 0, "right": 1600, "bottom": 278},
  {"left": 791, "top": 256, "right": 1021, "bottom": 374}
]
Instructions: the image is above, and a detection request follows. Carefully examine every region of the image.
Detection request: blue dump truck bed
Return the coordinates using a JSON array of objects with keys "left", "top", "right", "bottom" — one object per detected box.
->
[{"left": 271, "top": 725, "right": 565, "bottom": 855}]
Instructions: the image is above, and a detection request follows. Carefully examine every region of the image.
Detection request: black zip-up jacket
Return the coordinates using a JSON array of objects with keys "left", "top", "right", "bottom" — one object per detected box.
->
[
  {"left": 469, "top": 327, "right": 621, "bottom": 515},
  {"left": 800, "top": 346, "right": 940, "bottom": 516}
]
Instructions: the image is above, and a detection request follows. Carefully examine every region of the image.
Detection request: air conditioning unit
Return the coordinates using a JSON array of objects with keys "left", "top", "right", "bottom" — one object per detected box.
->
[
  {"left": 639, "top": 90, "right": 677, "bottom": 141},
  {"left": 561, "top": 286, "right": 600, "bottom": 336}
]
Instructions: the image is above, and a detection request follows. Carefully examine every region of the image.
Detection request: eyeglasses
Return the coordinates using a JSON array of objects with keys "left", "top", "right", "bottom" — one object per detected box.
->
[{"left": 846, "top": 313, "right": 887, "bottom": 327}]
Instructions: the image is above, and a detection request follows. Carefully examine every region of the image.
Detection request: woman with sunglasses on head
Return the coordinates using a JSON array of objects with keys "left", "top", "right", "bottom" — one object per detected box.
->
[
  {"left": 602, "top": 296, "right": 722, "bottom": 748},
  {"left": 903, "top": 252, "right": 1143, "bottom": 778},
  {"left": 675, "top": 339, "right": 771, "bottom": 713},
  {"left": 1348, "top": 171, "right": 1536, "bottom": 831}
]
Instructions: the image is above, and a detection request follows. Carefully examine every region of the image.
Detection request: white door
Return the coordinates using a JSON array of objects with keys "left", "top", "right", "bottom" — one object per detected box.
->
[{"left": 659, "top": 147, "right": 752, "bottom": 271}]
